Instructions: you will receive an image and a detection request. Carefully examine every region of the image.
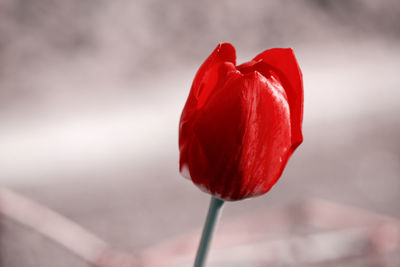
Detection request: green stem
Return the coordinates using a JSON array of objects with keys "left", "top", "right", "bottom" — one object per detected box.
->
[{"left": 194, "top": 196, "right": 224, "bottom": 267}]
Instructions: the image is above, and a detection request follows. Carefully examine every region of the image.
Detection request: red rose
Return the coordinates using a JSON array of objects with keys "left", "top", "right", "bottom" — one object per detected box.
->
[{"left": 179, "top": 43, "right": 303, "bottom": 201}]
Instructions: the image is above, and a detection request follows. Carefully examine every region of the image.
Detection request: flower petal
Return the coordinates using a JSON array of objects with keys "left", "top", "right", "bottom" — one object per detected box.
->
[
  {"left": 238, "top": 72, "right": 291, "bottom": 199},
  {"left": 185, "top": 43, "right": 236, "bottom": 109},
  {"left": 185, "top": 73, "right": 245, "bottom": 199},
  {"left": 253, "top": 48, "right": 303, "bottom": 152},
  {"left": 179, "top": 44, "right": 238, "bottom": 178}
]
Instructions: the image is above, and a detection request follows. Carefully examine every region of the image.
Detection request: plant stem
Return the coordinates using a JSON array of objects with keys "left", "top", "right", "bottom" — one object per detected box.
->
[{"left": 194, "top": 196, "right": 224, "bottom": 267}]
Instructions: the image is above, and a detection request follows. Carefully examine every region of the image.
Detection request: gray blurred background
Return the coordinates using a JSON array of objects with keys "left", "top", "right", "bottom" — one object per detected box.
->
[{"left": 1, "top": 0, "right": 400, "bottom": 266}]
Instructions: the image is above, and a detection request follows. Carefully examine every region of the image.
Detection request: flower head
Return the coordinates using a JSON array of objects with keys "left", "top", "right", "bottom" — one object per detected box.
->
[{"left": 179, "top": 43, "right": 303, "bottom": 201}]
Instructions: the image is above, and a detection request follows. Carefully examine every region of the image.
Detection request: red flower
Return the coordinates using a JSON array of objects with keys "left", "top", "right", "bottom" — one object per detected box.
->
[{"left": 179, "top": 43, "right": 303, "bottom": 201}]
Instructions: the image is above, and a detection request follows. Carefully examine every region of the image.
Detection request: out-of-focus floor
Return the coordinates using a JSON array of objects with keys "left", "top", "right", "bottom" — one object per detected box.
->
[{"left": 1, "top": 41, "right": 400, "bottom": 266}]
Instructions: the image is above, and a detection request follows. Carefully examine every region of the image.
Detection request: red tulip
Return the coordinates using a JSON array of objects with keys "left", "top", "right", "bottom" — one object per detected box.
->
[{"left": 179, "top": 43, "right": 303, "bottom": 201}]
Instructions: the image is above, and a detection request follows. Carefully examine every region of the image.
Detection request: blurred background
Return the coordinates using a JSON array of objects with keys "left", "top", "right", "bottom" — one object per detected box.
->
[{"left": 1, "top": 0, "right": 400, "bottom": 266}]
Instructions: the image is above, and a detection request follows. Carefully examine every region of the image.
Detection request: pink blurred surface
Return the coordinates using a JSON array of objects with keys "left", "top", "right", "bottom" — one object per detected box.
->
[{"left": 2, "top": 190, "right": 400, "bottom": 266}]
